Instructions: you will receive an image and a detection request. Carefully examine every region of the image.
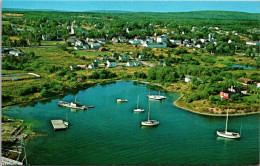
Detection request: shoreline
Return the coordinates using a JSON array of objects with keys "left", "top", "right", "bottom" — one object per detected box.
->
[
  {"left": 173, "top": 94, "right": 260, "bottom": 117},
  {"left": 2, "top": 79, "right": 259, "bottom": 117}
]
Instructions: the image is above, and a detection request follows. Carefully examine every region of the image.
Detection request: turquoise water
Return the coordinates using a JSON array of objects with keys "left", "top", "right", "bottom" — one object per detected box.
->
[
  {"left": 2, "top": 81, "right": 259, "bottom": 165},
  {"left": 232, "top": 64, "right": 255, "bottom": 70}
]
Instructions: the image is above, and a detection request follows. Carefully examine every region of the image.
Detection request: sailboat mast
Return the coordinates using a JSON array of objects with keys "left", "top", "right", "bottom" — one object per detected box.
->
[
  {"left": 225, "top": 108, "right": 229, "bottom": 132},
  {"left": 148, "top": 102, "right": 150, "bottom": 121},
  {"left": 137, "top": 95, "right": 139, "bottom": 109},
  {"left": 75, "top": 95, "right": 77, "bottom": 103}
]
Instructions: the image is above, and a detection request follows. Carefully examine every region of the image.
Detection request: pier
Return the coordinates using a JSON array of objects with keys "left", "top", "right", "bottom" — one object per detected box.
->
[{"left": 51, "top": 120, "right": 67, "bottom": 131}]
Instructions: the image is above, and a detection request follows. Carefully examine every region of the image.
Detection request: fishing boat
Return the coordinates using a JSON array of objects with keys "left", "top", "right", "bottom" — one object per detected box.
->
[
  {"left": 216, "top": 109, "right": 241, "bottom": 139},
  {"left": 147, "top": 85, "right": 166, "bottom": 100},
  {"left": 58, "top": 95, "right": 87, "bottom": 110},
  {"left": 141, "top": 102, "right": 159, "bottom": 126},
  {"left": 133, "top": 95, "right": 145, "bottom": 112},
  {"left": 117, "top": 99, "right": 128, "bottom": 102}
]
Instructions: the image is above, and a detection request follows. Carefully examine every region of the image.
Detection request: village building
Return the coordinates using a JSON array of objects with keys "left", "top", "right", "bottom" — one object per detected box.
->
[
  {"left": 119, "top": 55, "right": 130, "bottom": 61},
  {"left": 185, "top": 75, "right": 192, "bottom": 83},
  {"left": 246, "top": 41, "right": 260, "bottom": 46},
  {"left": 107, "top": 59, "right": 117, "bottom": 68},
  {"left": 111, "top": 37, "right": 119, "bottom": 43},
  {"left": 75, "top": 40, "right": 84, "bottom": 47},
  {"left": 74, "top": 46, "right": 81, "bottom": 50},
  {"left": 156, "top": 35, "right": 167, "bottom": 43},
  {"left": 88, "top": 62, "right": 99, "bottom": 69},
  {"left": 42, "top": 34, "right": 51, "bottom": 41},
  {"left": 169, "top": 39, "right": 182, "bottom": 45},
  {"left": 126, "top": 61, "right": 139, "bottom": 67},
  {"left": 138, "top": 54, "right": 145, "bottom": 59},
  {"left": 89, "top": 42, "right": 101, "bottom": 49},
  {"left": 9, "top": 50, "right": 23, "bottom": 56},
  {"left": 82, "top": 45, "right": 90, "bottom": 50}
]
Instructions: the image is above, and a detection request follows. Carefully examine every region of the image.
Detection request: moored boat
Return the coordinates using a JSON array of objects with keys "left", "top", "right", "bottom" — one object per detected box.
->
[
  {"left": 147, "top": 85, "right": 166, "bottom": 100},
  {"left": 58, "top": 95, "right": 87, "bottom": 110},
  {"left": 141, "top": 102, "right": 159, "bottom": 126},
  {"left": 216, "top": 108, "right": 241, "bottom": 139},
  {"left": 117, "top": 99, "right": 128, "bottom": 102},
  {"left": 133, "top": 95, "right": 145, "bottom": 112}
]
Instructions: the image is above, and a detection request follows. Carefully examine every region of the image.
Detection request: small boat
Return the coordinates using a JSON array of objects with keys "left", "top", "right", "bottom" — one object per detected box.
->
[
  {"left": 147, "top": 85, "right": 166, "bottom": 100},
  {"left": 58, "top": 95, "right": 87, "bottom": 110},
  {"left": 141, "top": 102, "right": 159, "bottom": 126},
  {"left": 64, "top": 113, "right": 69, "bottom": 127},
  {"left": 133, "top": 95, "right": 145, "bottom": 112},
  {"left": 216, "top": 109, "right": 241, "bottom": 139},
  {"left": 117, "top": 99, "right": 128, "bottom": 102}
]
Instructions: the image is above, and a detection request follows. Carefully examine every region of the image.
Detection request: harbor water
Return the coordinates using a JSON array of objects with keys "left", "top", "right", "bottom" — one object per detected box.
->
[{"left": 2, "top": 81, "right": 259, "bottom": 165}]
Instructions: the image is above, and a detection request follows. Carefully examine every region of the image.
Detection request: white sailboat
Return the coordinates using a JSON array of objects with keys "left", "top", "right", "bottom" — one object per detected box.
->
[
  {"left": 64, "top": 112, "right": 69, "bottom": 127},
  {"left": 133, "top": 95, "right": 145, "bottom": 112},
  {"left": 216, "top": 109, "right": 241, "bottom": 139},
  {"left": 147, "top": 85, "right": 166, "bottom": 100},
  {"left": 141, "top": 102, "right": 159, "bottom": 126}
]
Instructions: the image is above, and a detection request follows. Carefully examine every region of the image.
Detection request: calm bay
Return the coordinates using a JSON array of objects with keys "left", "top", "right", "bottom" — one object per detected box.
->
[{"left": 2, "top": 81, "right": 259, "bottom": 165}]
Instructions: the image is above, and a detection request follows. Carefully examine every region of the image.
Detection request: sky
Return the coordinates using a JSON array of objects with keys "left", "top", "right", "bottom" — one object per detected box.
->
[{"left": 2, "top": 1, "right": 260, "bottom": 13}]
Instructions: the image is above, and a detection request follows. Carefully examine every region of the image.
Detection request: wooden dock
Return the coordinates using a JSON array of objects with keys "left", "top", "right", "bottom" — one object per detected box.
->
[
  {"left": 2, "top": 156, "right": 23, "bottom": 165},
  {"left": 51, "top": 120, "right": 67, "bottom": 131}
]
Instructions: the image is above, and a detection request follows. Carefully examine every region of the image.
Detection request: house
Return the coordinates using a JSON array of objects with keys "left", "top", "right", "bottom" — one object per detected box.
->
[
  {"left": 99, "top": 47, "right": 107, "bottom": 51},
  {"left": 186, "top": 44, "right": 193, "bottom": 47},
  {"left": 75, "top": 40, "right": 83, "bottom": 47},
  {"left": 126, "top": 61, "right": 139, "bottom": 67},
  {"left": 228, "top": 39, "right": 234, "bottom": 44},
  {"left": 195, "top": 44, "right": 203, "bottom": 48},
  {"left": 119, "top": 55, "right": 130, "bottom": 61},
  {"left": 107, "top": 59, "right": 117, "bottom": 68},
  {"left": 88, "top": 62, "right": 99, "bottom": 69},
  {"left": 156, "top": 35, "right": 167, "bottom": 43},
  {"left": 118, "top": 36, "right": 127, "bottom": 43},
  {"left": 96, "top": 38, "right": 106, "bottom": 44},
  {"left": 138, "top": 54, "right": 145, "bottom": 59},
  {"left": 77, "top": 78, "right": 83, "bottom": 82},
  {"left": 94, "top": 59, "right": 102, "bottom": 63},
  {"left": 185, "top": 75, "right": 192, "bottom": 83},
  {"left": 42, "top": 34, "right": 51, "bottom": 41},
  {"left": 257, "top": 83, "right": 260, "bottom": 88},
  {"left": 126, "top": 28, "right": 132, "bottom": 34},
  {"left": 74, "top": 46, "right": 81, "bottom": 50},
  {"left": 111, "top": 37, "right": 119, "bottom": 43},
  {"left": 220, "top": 92, "right": 230, "bottom": 99},
  {"left": 183, "top": 39, "right": 189, "bottom": 45},
  {"left": 89, "top": 42, "right": 101, "bottom": 49},
  {"left": 143, "top": 43, "right": 167, "bottom": 48},
  {"left": 9, "top": 50, "right": 23, "bottom": 56},
  {"left": 83, "top": 45, "right": 90, "bottom": 50},
  {"left": 129, "top": 39, "right": 141, "bottom": 44},
  {"left": 169, "top": 39, "right": 182, "bottom": 45},
  {"left": 246, "top": 41, "right": 260, "bottom": 46},
  {"left": 158, "top": 61, "right": 166, "bottom": 67}
]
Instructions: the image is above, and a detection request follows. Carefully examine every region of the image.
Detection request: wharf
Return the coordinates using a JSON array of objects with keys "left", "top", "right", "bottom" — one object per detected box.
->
[
  {"left": 2, "top": 156, "right": 23, "bottom": 165},
  {"left": 51, "top": 120, "right": 67, "bottom": 131}
]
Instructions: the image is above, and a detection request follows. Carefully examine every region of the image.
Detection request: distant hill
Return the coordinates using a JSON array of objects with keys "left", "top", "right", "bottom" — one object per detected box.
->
[{"left": 2, "top": 8, "right": 260, "bottom": 20}]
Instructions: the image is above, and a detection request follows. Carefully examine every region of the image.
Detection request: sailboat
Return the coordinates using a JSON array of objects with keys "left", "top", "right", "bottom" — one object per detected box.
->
[
  {"left": 64, "top": 112, "right": 69, "bottom": 127},
  {"left": 141, "top": 102, "right": 159, "bottom": 126},
  {"left": 133, "top": 95, "right": 145, "bottom": 112},
  {"left": 216, "top": 109, "right": 241, "bottom": 139},
  {"left": 147, "top": 85, "right": 166, "bottom": 100}
]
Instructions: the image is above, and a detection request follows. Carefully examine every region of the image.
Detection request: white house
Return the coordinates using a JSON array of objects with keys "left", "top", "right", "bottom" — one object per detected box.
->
[
  {"left": 75, "top": 40, "right": 83, "bottom": 47},
  {"left": 83, "top": 45, "right": 90, "bottom": 50},
  {"left": 126, "top": 61, "right": 139, "bottom": 67},
  {"left": 143, "top": 43, "right": 167, "bottom": 48},
  {"left": 107, "top": 60, "right": 117, "bottom": 68},
  {"left": 195, "top": 44, "right": 202, "bottom": 48},
  {"left": 111, "top": 37, "right": 119, "bottom": 43},
  {"left": 186, "top": 44, "right": 193, "bottom": 47},
  {"left": 257, "top": 83, "right": 260, "bottom": 88},
  {"left": 119, "top": 55, "right": 130, "bottom": 61},
  {"left": 170, "top": 39, "right": 182, "bottom": 45},
  {"left": 88, "top": 62, "right": 99, "bottom": 69},
  {"left": 138, "top": 54, "right": 145, "bottom": 59},
  {"left": 89, "top": 42, "right": 101, "bottom": 49},
  {"left": 156, "top": 35, "right": 167, "bottom": 43},
  {"left": 74, "top": 46, "right": 81, "bottom": 50},
  {"left": 246, "top": 41, "right": 259, "bottom": 46},
  {"left": 9, "top": 50, "right": 23, "bottom": 56},
  {"left": 185, "top": 75, "right": 192, "bottom": 83},
  {"left": 42, "top": 34, "right": 51, "bottom": 41}
]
